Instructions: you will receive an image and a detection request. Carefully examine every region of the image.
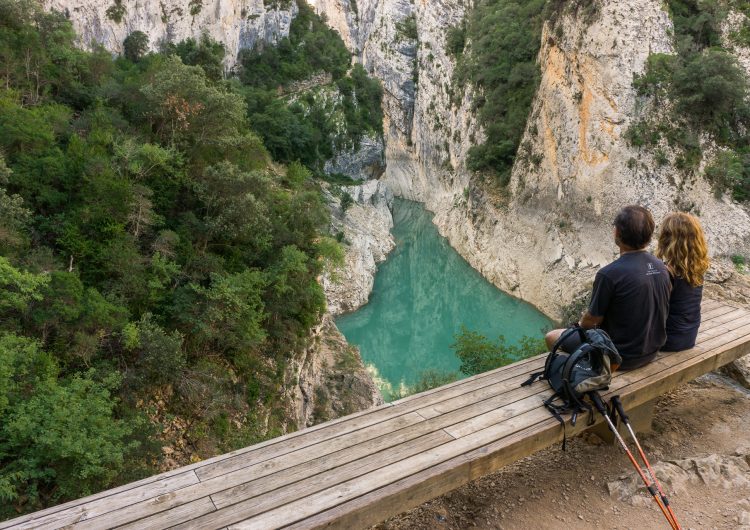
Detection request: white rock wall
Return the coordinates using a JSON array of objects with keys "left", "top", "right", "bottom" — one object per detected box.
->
[
  {"left": 44, "top": 0, "right": 297, "bottom": 63},
  {"left": 323, "top": 179, "right": 395, "bottom": 315}
]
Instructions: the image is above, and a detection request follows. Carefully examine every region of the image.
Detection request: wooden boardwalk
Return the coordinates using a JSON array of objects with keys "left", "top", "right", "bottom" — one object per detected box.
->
[{"left": 3, "top": 299, "right": 750, "bottom": 529}]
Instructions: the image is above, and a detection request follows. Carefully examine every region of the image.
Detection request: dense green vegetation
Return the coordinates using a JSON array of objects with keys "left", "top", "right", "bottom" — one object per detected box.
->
[
  {"left": 451, "top": 327, "right": 546, "bottom": 376},
  {"left": 452, "top": 0, "right": 598, "bottom": 187},
  {"left": 627, "top": 0, "right": 750, "bottom": 200},
  {"left": 453, "top": 0, "right": 546, "bottom": 186},
  {"left": 0, "top": 0, "right": 384, "bottom": 517},
  {"left": 239, "top": 1, "right": 383, "bottom": 168}
]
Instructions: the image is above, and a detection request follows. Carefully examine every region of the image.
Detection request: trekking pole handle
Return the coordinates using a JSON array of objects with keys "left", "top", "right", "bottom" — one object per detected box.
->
[
  {"left": 589, "top": 392, "right": 607, "bottom": 415},
  {"left": 612, "top": 395, "right": 629, "bottom": 423}
]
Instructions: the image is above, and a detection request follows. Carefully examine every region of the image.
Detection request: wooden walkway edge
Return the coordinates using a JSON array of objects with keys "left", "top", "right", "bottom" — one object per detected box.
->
[{"left": 2, "top": 299, "right": 749, "bottom": 529}]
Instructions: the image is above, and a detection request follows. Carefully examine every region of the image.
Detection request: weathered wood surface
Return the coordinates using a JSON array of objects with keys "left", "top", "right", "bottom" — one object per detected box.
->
[{"left": 3, "top": 299, "right": 749, "bottom": 530}]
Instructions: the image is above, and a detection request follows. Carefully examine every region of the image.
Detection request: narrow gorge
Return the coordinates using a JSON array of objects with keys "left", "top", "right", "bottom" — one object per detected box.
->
[{"left": 4, "top": 0, "right": 750, "bottom": 518}]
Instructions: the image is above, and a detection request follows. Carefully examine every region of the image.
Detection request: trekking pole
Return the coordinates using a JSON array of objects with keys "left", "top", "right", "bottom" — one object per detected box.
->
[
  {"left": 611, "top": 396, "right": 682, "bottom": 530},
  {"left": 588, "top": 392, "right": 678, "bottom": 530}
]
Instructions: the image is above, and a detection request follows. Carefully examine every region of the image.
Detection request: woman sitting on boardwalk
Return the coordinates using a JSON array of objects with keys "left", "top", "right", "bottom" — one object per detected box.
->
[{"left": 656, "top": 212, "right": 710, "bottom": 352}]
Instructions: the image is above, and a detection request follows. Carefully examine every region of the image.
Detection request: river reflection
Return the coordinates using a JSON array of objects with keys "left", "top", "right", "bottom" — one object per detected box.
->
[{"left": 336, "top": 198, "right": 553, "bottom": 401}]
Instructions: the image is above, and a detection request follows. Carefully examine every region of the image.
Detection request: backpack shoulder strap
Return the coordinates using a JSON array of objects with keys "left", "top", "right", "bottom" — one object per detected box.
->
[
  {"left": 521, "top": 370, "right": 544, "bottom": 387},
  {"left": 551, "top": 325, "right": 587, "bottom": 355}
]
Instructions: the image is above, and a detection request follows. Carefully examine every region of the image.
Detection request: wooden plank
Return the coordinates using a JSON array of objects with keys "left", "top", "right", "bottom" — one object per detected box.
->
[
  {"left": 700, "top": 298, "right": 721, "bottom": 311},
  {"left": 284, "top": 412, "right": 573, "bottom": 530},
  {"left": 0, "top": 471, "right": 201, "bottom": 530},
  {"left": 167, "top": 431, "right": 454, "bottom": 529},
  {"left": 194, "top": 355, "right": 549, "bottom": 481},
  {"left": 69, "top": 413, "right": 425, "bottom": 530},
  {"left": 694, "top": 313, "right": 750, "bottom": 343},
  {"left": 115, "top": 496, "right": 217, "bottom": 530},
  {"left": 95, "top": 365, "right": 567, "bottom": 528},
  {"left": 704, "top": 307, "right": 749, "bottom": 327},
  {"left": 699, "top": 302, "right": 738, "bottom": 320},
  {"left": 110, "top": 375, "right": 558, "bottom": 527},
  {"left": 192, "top": 412, "right": 563, "bottom": 530}
]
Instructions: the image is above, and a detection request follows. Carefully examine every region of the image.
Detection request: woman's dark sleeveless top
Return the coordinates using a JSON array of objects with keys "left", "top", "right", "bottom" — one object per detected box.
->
[{"left": 662, "top": 275, "right": 703, "bottom": 352}]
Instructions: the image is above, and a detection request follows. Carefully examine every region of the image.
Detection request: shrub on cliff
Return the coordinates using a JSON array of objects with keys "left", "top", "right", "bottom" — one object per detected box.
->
[
  {"left": 451, "top": 326, "right": 546, "bottom": 376},
  {"left": 629, "top": 0, "right": 750, "bottom": 198}
]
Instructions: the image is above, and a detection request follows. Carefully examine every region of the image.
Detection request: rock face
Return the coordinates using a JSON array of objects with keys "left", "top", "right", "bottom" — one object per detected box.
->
[
  {"left": 288, "top": 313, "right": 383, "bottom": 428},
  {"left": 324, "top": 133, "right": 385, "bottom": 181},
  {"left": 44, "top": 0, "right": 297, "bottom": 63},
  {"left": 317, "top": 0, "right": 750, "bottom": 320},
  {"left": 322, "top": 178, "right": 395, "bottom": 315}
]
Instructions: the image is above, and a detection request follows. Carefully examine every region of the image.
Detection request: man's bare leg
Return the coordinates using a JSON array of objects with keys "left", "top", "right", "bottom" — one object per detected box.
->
[{"left": 545, "top": 328, "right": 566, "bottom": 351}]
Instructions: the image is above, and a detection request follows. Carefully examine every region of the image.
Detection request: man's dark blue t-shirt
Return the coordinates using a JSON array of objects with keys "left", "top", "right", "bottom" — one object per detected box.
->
[{"left": 589, "top": 251, "right": 672, "bottom": 369}]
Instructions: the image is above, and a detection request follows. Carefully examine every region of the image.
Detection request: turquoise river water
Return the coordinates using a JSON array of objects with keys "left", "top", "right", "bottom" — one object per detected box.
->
[{"left": 336, "top": 199, "right": 553, "bottom": 401}]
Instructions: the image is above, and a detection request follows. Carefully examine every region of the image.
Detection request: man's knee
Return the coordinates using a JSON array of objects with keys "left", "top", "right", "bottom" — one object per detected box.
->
[{"left": 545, "top": 329, "right": 564, "bottom": 351}]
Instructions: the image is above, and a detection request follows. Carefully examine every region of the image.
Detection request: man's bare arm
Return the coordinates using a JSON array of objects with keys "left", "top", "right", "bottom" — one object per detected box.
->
[{"left": 579, "top": 311, "right": 604, "bottom": 329}]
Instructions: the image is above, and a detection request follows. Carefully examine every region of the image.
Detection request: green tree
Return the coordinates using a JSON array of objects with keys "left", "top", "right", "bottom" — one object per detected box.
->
[
  {"left": 0, "top": 257, "right": 48, "bottom": 327},
  {"left": 167, "top": 33, "right": 226, "bottom": 81},
  {"left": 672, "top": 49, "right": 749, "bottom": 142},
  {"left": 140, "top": 56, "right": 254, "bottom": 165},
  {"left": 123, "top": 313, "right": 185, "bottom": 389},
  {"left": 0, "top": 333, "right": 139, "bottom": 516},
  {"left": 174, "top": 270, "right": 267, "bottom": 355},
  {"left": 0, "top": 156, "right": 30, "bottom": 255},
  {"left": 123, "top": 31, "right": 149, "bottom": 62}
]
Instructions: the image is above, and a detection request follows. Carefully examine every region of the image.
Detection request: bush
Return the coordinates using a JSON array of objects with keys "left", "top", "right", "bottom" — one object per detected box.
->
[
  {"left": 395, "top": 14, "right": 418, "bottom": 41},
  {"left": 412, "top": 370, "right": 459, "bottom": 393},
  {"left": 340, "top": 191, "right": 354, "bottom": 213},
  {"left": 451, "top": 326, "right": 546, "bottom": 376},
  {"left": 106, "top": 0, "right": 126, "bottom": 23},
  {"left": 166, "top": 34, "right": 226, "bottom": 81},
  {"left": 124, "top": 314, "right": 186, "bottom": 390},
  {"left": 446, "top": 23, "right": 466, "bottom": 57}
]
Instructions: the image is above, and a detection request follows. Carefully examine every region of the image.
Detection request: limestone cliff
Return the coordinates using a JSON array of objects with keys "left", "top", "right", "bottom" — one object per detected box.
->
[
  {"left": 317, "top": 0, "right": 750, "bottom": 320},
  {"left": 43, "top": 0, "right": 297, "bottom": 62},
  {"left": 288, "top": 314, "right": 383, "bottom": 428},
  {"left": 322, "top": 179, "right": 395, "bottom": 315}
]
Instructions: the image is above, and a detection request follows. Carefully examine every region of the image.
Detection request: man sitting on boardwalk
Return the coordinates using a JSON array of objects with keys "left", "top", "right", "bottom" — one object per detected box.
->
[{"left": 546, "top": 205, "right": 672, "bottom": 370}]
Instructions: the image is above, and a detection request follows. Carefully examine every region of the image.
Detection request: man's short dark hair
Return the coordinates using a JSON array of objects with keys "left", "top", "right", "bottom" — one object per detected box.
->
[{"left": 614, "top": 205, "right": 655, "bottom": 249}]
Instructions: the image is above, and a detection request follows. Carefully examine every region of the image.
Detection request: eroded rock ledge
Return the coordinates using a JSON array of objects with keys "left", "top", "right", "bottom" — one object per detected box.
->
[{"left": 323, "top": 179, "right": 395, "bottom": 316}]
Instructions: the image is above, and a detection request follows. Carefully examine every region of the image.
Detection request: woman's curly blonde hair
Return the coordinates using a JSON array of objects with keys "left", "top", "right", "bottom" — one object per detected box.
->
[{"left": 656, "top": 212, "right": 710, "bottom": 287}]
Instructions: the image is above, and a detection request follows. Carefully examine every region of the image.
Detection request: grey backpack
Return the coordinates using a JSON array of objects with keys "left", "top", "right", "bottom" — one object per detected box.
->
[{"left": 522, "top": 326, "right": 622, "bottom": 447}]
